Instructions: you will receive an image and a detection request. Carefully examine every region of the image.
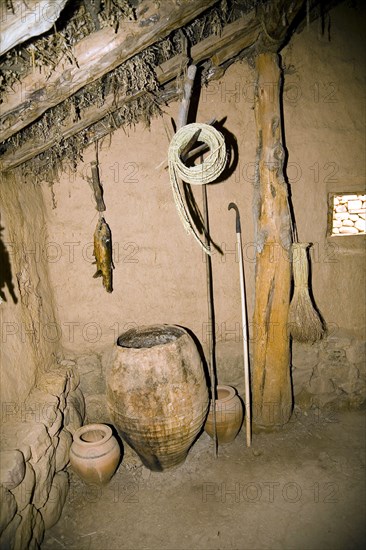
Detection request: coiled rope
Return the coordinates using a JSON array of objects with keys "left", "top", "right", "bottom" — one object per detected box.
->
[{"left": 168, "top": 123, "right": 227, "bottom": 255}]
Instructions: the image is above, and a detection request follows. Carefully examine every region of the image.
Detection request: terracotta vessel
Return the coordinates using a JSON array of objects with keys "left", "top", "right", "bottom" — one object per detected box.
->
[
  {"left": 107, "top": 324, "right": 209, "bottom": 471},
  {"left": 205, "top": 385, "right": 244, "bottom": 444},
  {"left": 69, "top": 423, "right": 120, "bottom": 484}
]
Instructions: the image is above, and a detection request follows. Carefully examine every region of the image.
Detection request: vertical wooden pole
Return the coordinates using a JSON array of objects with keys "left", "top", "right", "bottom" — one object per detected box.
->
[
  {"left": 176, "top": 64, "right": 218, "bottom": 454},
  {"left": 252, "top": 52, "right": 293, "bottom": 429},
  {"left": 202, "top": 182, "right": 218, "bottom": 457}
]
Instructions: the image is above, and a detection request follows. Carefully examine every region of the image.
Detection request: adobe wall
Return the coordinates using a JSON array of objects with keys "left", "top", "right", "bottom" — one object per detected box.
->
[
  {"left": 0, "top": 175, "right": 85, "bottom": 548},
  {"left": 37, "top": 2, "right": 364, "bottom": 417},
  {"left": 1, "top": 3, "right": 364, "bottom": 547},
  {"left": 1, "top": 1, "right": 364, "bottom": 421}
]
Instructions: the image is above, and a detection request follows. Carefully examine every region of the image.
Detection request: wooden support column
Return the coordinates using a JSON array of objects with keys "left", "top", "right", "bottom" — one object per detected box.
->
[{"left": 252, "top": 52, "right": 292, "bottom": 429}]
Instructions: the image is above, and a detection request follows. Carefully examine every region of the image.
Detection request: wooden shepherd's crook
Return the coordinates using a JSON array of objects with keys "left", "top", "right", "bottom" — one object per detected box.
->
[{"left": 228, "top": 203, "right": 251, "bottom": 447}]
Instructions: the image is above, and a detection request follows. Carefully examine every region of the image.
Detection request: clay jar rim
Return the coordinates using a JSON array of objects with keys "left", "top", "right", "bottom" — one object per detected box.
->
[
  {"left": 116, "top": 324, "right": 186, "bottom": 350},
  {"left": 73, "top": 424, "right": 112, "bottom": 447},
  {"left": 213, "top": 385, "right": 236, "bottom": 403}
]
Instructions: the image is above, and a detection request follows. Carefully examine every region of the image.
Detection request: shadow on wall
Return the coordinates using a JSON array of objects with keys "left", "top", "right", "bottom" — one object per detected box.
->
[{"left": 0, "top": 221, "right": 18, "bottom": 304}]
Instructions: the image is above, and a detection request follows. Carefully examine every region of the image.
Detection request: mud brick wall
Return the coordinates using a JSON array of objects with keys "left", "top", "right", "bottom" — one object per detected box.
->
[
  {"left": 0, "top": 368, "right": 85, "bottom": 549},
  {"left": 292, "top": 332, "right": 366, "bottom": 410},
  {"left": 60, "top": 352, "right": 112, "bottom": 425},
  {"left": 37, "top": 1, "right": 365, "bottom": 419},
  {"left": 0, "top": 174, "right": 85, "bottom": 549},
  {"left": 0, "top": 3, "right": 365, "bottom": 547}
]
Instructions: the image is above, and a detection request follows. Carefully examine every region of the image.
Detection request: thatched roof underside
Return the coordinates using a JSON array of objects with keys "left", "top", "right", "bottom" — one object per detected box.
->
[{"left": 0, "top": 0, "right": 339, "bottom": 181}]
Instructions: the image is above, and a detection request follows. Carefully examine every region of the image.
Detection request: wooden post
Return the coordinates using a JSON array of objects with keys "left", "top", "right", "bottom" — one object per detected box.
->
[{"left": 252, "top": 52, "right": 293, "bottom": 429}]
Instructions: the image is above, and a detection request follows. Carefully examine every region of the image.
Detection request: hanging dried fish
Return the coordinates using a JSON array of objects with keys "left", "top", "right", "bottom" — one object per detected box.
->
[{"left": 93, "top": 216, "right": 113, "bottom": 292}]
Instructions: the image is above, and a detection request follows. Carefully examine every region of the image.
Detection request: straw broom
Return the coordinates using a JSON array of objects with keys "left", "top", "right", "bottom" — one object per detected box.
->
[{"left": 288, "top": 242, "right": 325, "bottom": 343}]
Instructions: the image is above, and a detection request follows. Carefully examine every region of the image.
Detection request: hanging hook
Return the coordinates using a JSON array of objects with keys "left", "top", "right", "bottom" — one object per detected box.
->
[{"left": 228, "top": 202, "right": 241, "bottom": 234}]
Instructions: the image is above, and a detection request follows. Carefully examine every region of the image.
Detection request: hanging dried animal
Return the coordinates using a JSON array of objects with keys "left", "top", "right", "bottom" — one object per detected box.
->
[{"left": 93, "top": 216, "right": 113, "bottom": 293}]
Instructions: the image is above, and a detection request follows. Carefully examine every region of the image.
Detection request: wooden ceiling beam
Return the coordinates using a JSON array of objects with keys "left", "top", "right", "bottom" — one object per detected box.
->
[
  {"left": 0, "top": 0, "right": 337, "bottom": 172},
  {"left": 0, "top": 0, "right": 69, "bottom": 56},
  {"left": 0, "top": 12, "right": 261, "bottom": 172},
  {"left": 0, "top": 0, "right": 219, "bottom": 142}
]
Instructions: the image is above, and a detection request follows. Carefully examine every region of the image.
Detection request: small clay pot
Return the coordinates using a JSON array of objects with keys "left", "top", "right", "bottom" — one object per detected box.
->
[
  {"left": 204, "top": 385, "right": 244, "bottom": 444},
  {"left": 70, "top": 424, "right": 120, "bottom": 484}
]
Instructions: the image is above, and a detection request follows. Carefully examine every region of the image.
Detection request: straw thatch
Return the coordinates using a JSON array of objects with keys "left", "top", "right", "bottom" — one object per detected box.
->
[{"left": 0, "top": 0, "right": 342, "bottom": 181}]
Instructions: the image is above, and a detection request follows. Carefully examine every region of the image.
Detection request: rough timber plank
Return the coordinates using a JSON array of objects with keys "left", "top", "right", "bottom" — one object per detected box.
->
[
  {"left": 0, "top": 0, "right": 68, "bottom": 55},
  {"left": 0, "top": 0, "right": 218, "bottom": 142},
  {"left": 1, "top": 12, "right": 260, "bottom": 171}
]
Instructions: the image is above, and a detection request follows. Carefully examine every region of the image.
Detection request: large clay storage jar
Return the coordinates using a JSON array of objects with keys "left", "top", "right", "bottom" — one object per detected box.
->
[
  {"left": 204, "top": 385, "right": 244, "bottom": 444},
  {"left": 69, "top": 424, "right": 120, "bottom": 484},
  {"left": 107, "top": 324, "right": 209, "bottom": 471}
]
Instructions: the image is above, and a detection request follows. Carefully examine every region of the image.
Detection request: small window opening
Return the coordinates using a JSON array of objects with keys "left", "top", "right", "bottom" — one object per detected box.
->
[{"left": 328, "top": 193, "right": 366, "bottom": 236}]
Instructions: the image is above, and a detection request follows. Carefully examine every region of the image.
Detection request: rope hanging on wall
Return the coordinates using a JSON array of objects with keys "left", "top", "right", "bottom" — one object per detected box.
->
[{"left": 168, "top": 123, "right": 227, "bottom": 255}]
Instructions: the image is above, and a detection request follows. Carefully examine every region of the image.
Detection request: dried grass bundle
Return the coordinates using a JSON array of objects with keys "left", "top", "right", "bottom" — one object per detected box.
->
[{"left": 289, "top": 242, "right": 325, "bottom": 343}]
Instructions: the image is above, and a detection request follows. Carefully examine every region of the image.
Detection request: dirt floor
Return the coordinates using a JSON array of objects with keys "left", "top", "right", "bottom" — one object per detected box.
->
[{"left": 42, "top": 407, "right": 366, "bottom": 550}]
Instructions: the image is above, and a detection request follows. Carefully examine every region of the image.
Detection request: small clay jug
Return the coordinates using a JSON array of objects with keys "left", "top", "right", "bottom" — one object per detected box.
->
[
  {"left": 70, "top": 423, "right": 120, "bottom": 484},
  {"left": 204, "top": 385, "right": 244, "bottom": 444}
]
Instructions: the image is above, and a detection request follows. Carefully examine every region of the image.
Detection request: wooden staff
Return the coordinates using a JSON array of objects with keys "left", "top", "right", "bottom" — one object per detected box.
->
[
  {"left": 228, "top": 203, "right": 251, "bottom": 447},
  {"left": 176, "top": 65, "right": 197, "bottom": 129},
  {"left": 176, "top": 64, "right": 217, "bottom": 456},
  {"left": 203, "top": 182, "right": 218, "bottom": 457}
]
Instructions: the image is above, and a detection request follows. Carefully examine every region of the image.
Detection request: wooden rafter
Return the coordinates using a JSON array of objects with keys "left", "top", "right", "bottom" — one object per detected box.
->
[
  {"left": 0, "top": 12, "right": 261, "bottom": 171},
  {"left": 0, "top": 0, "right": 342, "bottom": 172},
  {"left": 0, "top": 0, "right": 218, "bottom": 143},
  {"left": 0, "top": 0, "right": 68, "bottom": 56}
]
